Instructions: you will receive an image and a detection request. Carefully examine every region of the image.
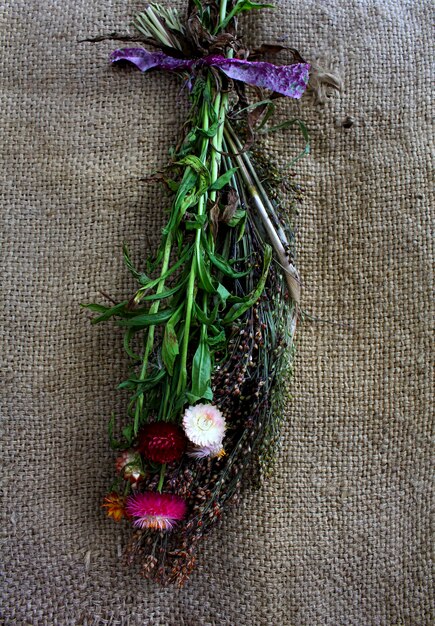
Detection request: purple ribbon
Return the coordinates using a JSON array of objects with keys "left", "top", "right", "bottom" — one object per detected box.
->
[{"left": 110, "top": 48, "right": 310, "bottom": 99}]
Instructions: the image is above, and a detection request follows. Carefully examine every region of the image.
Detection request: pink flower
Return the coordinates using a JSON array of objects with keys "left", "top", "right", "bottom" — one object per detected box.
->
[
  {"left": 125, "top": 492, "right": 187, "bottom": 531},
  {"left": 182, "top": 403, "right": 226, "bottom": 447}
]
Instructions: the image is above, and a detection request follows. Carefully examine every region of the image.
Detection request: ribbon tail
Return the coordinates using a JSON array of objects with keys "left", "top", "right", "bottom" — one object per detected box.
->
[
  {"left": 110, "top": 48, "right": 194, "bottom": 73},
  {"left": 208, "top": 57, "right": 310, "bottom": 99}
]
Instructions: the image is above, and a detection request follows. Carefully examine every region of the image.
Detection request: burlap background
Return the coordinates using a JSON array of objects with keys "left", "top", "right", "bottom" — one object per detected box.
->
[{"left": 1, "top": 0, "right": 433, "bottom": 624}]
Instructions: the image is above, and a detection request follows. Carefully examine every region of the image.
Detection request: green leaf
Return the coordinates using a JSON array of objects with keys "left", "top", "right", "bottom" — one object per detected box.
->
[
  {"left": 117, "top": 380, "right": 136, "bottom": 390},
  {"left": 80, "top": 303, "right": 108, "bottom": 313},
  {"left": 117, "top": 309, "right": 173, "bottom": 328},
  {"left": 196, "top": 248, "right": 216, "bottom": 293},
  {"left": 82, "top": 301, "right": 129, "bottom": 324},
  {"left": 138, "top": 280, "right": 185, "bottom": 303},
  {"left": 123, "top": 242, "right": 149, "bottom": 283},
  {"left": 207, "top": 329, "right": 226, "bottom": 346},
  {"left": 191, "top": 338, "right": 213, "bottom": 401},
  {"left": 217, "top": 283, "right": 231, "bottom": 304},
  {"left": 223, "top": 245, "right": 273, "bottom": 324},
  {"left": 176, "top": 155, "right": 210, "bottom": 193},
  {"left": 122, "top": 424, "right": 134, "bottom": 445},
  {"left": 260, "top": 118, "right": 310, "bottom": 166},
  {"left": 185, "top": 214, "right": 207, "bottom": 230},
  {"left": 235, "top": 213, "right": 247, "bottom": 241},
  {"left": 191, "top": 0, "right": 203, "bottom": 18},
  {"left": 123, "top": 328, "right": 141, "bottom": 361},
  {"left": 162, "top": 321, "right": 179, "bottom": 375},
  {"left": 133, "top": 244, "right": 192, "bottom": 302},
  {"left": 118, "top": 369, "right": 166, "bottom": 391},
  {"left": 218, "top": 0, "right": 274, "bottom": 31},
  {"left": 209, "top": 167, "right": 238, "bottom": 191},
  {"left": 205, "top": 246, "right": 251, "bottom": 278},
  {"left": 227, "top": 209, "right": 246, "bottom": 226},
  {"left": 163, "top": 167, "right": 197, "bottom": 234},
  {"left": 194, "top": 301, "right": 219, "bottom": 326}
]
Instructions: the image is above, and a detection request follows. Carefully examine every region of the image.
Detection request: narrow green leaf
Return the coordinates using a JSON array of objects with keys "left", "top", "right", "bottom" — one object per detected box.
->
[
  {"left": 82, "top": 301, "right": 129, "bottom": 324},
  {"left": 209, "top": 167, "right": 238, "bottom": 191},
  {"left": 123, "top": 242, "right": 149, "bottom": 283},
  {"left": 205, "top": 247, "right": 251, "bottom": 278},
  {"left": 190, "top": 338, "right": 213, "bottom": 402},
  {"left": 227, "top": 208, "right": 246, "bottom": 226},
  {"left": 196, "top": 248, "right": 216, "bottom": 293},
  {"left": 163, "top": 167, "right": 197, "bottom": 234},
  {"left": 207, "top": 329, "right": 226, "bottom": 346},
  {"left": 122, "top": 424, "right": 134, "bottom": 445},
  {"left": 223, "top": 245, "right": 273, "bottom": 324},
  {"left": 176, "top": 155, "right": 210, "bottom": 192},
  {"left": 218, "top": 0, "right": 273, "bottom": 31},
  {"left": 138, "top": 280, "right": 185, "bottom": 302},
  {"left": 260, "top": 118, "right": 310, "bottom": 166},
  {"left": 81, "top": 303, "right": 108, "bottom": 313},
  {"left": 117, "top": 309, "right": 173, "bottom": 328},
  {"left": 118, "top": 369, "right": 166, "bottom": 391},
  {"left": 217, "top": 283, "right": 231, "bottom": 303},
  {"left": 194, "top": 302, "right": 219, "bottom": 326},
  {"left": 134, "top": 244, "right": 192, "bottom": 301},
  {"left": 123, "top": 328, "right": 141, "bottom": 361},
  {"left": 185, "top": 214, "right": 207, "bottom": 230},
  {"left": 162, "top": 321, "right": 179, "bottom": 375},
  {"left": 117, "top": 379, "right": 136, "bottom": 390}
]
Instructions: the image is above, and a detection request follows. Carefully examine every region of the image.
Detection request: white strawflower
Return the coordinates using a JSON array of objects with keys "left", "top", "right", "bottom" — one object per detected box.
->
[
  {"left": 187, "top": 442, "right": 226, "bottom": 459},
  {"left": 182, "top": 403, "right": 226, "bottom": 447}
]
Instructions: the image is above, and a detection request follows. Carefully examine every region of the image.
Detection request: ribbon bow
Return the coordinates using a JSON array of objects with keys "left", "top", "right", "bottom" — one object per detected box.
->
[{"left": 111, "top": 48, "right": 310, "bottom": 99}]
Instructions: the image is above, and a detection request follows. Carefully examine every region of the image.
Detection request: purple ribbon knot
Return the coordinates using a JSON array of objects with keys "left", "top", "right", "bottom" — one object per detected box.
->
[{"left": 110, "top": 48, "right": 310, "bottom": 99}]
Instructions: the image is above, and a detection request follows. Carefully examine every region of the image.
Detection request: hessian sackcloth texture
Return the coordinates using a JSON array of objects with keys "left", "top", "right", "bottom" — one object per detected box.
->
[{"left": 1, "top": 0, "right": 433, "bottom": 624}]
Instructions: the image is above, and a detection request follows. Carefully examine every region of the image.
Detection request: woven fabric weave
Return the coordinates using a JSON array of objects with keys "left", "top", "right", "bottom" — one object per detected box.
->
[{"left": 1, "top": 1, "right": 433, "bottom": 624}]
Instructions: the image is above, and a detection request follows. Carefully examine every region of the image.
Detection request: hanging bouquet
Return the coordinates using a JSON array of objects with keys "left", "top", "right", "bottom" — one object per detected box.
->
[{"left": 83, "top": 0, "right": 335, "bottom": 585}]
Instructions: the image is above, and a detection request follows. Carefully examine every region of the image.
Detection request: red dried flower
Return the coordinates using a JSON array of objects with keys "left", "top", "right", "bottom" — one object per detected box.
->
[{"left": 138, "top": 422, "right": 187, "bottom": 464}]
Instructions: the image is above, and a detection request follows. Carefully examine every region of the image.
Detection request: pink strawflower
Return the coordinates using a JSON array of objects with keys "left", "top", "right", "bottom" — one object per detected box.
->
[
  {"left": 125, "top": 492, "right": 187, "bottom": 531},
  {"left": 188, "top": 443, "right": 226, "bottom": 459},
  {"left": 182, "top": 403, "right": 226, "bottom": 447}
]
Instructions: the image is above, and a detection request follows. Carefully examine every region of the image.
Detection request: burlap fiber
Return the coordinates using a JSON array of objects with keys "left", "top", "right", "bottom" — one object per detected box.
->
[{"left": 1, "top": 0, "right": 433, "bottom": 624}]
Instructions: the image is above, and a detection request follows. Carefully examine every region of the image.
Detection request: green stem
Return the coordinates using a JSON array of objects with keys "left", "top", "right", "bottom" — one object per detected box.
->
[
  {"left": 224, "top": 127, "right": 301, "bottom": 305},
  {"left": 177, "top": 100, "right": 211, "bottom": 395},
  {"left": 157, "top": 463, "right": 166, "bottom": 493},
  {"left": 176, "top": 39, "right": 233, "bottom": 397},
  {"left": 219, "top": 0, "right": 229, "bottom": 29},
  {"left": 134, "top": 231, "right": 173, "bottom": 433}
]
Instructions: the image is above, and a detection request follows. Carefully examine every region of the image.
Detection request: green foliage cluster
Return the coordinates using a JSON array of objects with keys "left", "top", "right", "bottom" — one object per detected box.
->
[{"left": 84, "top": 0, "right": 305, "bottom": 474}]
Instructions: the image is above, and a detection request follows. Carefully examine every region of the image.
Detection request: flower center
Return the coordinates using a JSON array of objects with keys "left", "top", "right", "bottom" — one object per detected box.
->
[{"left": 196, "top": 413, "right": 213, "bottom": 431}]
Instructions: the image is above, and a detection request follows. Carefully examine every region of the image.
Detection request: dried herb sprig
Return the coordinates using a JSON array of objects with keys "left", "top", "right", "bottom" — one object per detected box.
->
[{"left": 85, "top": 0, "right": 309, "bottom": 585}]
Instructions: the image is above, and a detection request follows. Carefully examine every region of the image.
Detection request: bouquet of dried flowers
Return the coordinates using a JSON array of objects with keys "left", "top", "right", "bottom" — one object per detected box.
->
[{"left": 84, "top": 0, "right": 323, "bottom": 586}]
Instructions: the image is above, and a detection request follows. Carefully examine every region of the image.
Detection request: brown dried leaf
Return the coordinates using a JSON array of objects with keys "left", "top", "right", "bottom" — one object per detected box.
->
[
  {"left": 209, "top": 198, "right": 221, "bottom": 240},
  {"left": 221, "top": 187, "right": 239, "bottom": 223}
]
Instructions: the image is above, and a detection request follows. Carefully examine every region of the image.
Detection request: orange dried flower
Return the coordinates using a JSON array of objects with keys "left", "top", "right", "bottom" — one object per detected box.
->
[{"left": 102, "top": 492, "right": 126, "bottom": 522}]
